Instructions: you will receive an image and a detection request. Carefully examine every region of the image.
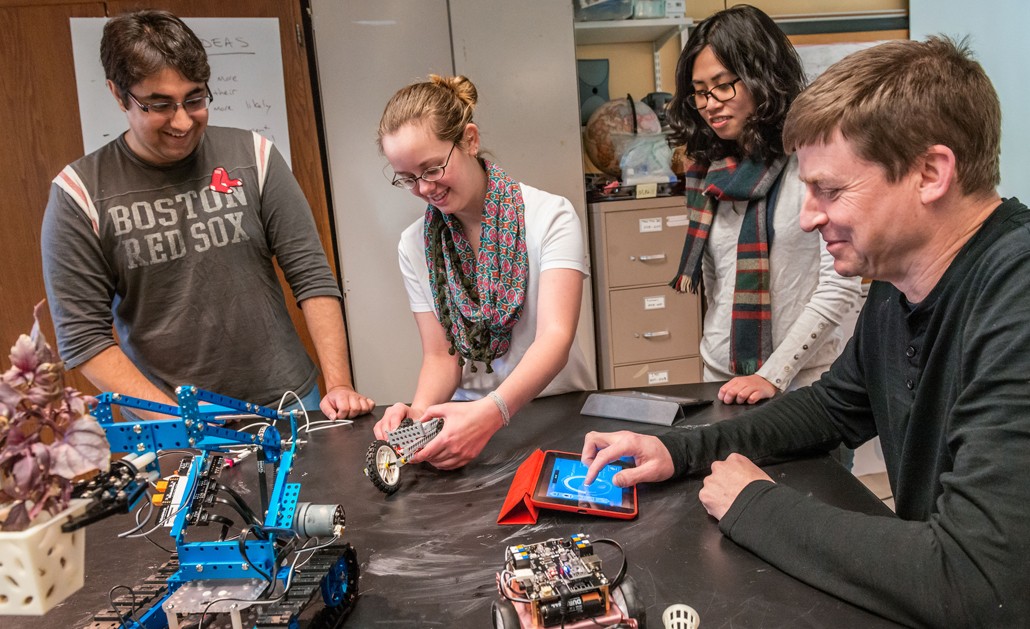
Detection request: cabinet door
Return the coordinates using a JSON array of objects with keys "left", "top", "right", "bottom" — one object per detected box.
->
[
  {"left": 451, "top": 0, "right": 598, "bottom": 389},
  {"left": 311, "top": 0, "right": 453, "bottom": 401},
  {"left": 603, "top": 205, "right": 687, "bottom": 288},
  {"left": 608, "top": 285, "right": 699, "bottom": 364}
]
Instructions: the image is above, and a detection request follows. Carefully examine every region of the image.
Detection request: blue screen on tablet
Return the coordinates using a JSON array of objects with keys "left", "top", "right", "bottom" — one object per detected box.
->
[
  {"left": 544, "top": 455, "right": 624, "bottom": 507},
  {"left": 531, "top": 451, "right": 636, "bottom": 517}
]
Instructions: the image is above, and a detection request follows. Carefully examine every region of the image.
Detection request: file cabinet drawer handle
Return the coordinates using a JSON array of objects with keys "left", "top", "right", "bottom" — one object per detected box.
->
[
  {"left": 629, "top": 253, "right": 667, "bottom": 262},
  {"left": 636, "top": 330, "right": 670, "bottom": 339}
]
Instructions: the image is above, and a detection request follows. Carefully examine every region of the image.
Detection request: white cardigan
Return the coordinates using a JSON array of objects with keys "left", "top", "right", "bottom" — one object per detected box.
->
[{"left": 699, "top": 156, "right": 863, "bottom": 390}]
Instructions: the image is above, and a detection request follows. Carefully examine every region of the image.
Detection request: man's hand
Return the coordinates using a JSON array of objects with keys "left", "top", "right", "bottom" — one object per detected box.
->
[
  {"left": 580, "top": 431, "right": 675, "bottom": 487},
  {"left": 698, "top": 453, "right": 773, "bottom": 520},
  {"left": 718, "top": 374, "right": 777, "bottom": 405},
  {"left": 320, "top": 385, "right": 375, "bottom": 420},
  {"left": 409, "top": 398, "right": 503, "bottom": 470}
]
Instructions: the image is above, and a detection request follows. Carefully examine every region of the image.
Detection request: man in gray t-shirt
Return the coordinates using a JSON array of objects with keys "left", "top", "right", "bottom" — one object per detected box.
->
[{"left": 41, "top": 10, "right": 372, "bottom": 417}]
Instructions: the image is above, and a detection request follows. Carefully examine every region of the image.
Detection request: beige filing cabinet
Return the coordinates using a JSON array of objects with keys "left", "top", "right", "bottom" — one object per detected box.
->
[{"left": 589, "top": 196, "right": 704, "bottom": 389}]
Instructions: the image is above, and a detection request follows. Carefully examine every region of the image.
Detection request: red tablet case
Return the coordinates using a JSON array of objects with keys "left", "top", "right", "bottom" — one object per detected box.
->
[{"left": 497, "top": 449, "right": 546, "bottom": 525}]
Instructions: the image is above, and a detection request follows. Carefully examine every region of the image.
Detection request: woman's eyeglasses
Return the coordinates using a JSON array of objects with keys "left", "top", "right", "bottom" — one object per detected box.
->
[
  {"left": 688, "top": 78, "right": 743, "bottom": 110},
  {"left": 390, "top": 142, "right": 457, "bottom": 189}
]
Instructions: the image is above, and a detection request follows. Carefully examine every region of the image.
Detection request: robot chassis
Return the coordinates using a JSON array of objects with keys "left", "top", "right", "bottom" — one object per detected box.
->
[
  {"left": 363, "top": 417, "right": 444, "bottom": 494},
  {"left": 64, "top": 385, "right": 359, "bottom": 629},
  {"left": 492, "top": 534, "right": 645, "bottom": 629}
]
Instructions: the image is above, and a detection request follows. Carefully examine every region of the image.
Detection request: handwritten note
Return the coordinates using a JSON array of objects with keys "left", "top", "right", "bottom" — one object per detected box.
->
[
  {"left": 796, "top": 42, "right": 882, "bottom": 84},
  {"left": 70, "top": 18, "right": 292, "bottom": 166}
]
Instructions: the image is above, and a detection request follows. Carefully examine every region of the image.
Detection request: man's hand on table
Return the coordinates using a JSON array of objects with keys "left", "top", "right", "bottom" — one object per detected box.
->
[
  {"left": 581, "top": 430, "right": 675, "bottom": 487},
  {"left": 699, "top": 453, "right": 774, "bottom": 520},
  {"left": 321, "top": 384, "right": 375, "bottom": 420}
]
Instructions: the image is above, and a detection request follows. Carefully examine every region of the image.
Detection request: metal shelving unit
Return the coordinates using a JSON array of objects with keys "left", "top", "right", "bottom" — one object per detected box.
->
[{"left": 573, "top": 17, "right": 692, "bottom": 90}]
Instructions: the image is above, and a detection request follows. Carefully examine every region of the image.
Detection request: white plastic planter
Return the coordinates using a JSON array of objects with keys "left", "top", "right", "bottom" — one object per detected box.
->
[{"left": 0, "top": 499, "right": 88, "bottom": 615}]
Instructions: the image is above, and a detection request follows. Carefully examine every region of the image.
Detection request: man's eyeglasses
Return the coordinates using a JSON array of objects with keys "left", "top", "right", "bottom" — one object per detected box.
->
[
  {"left": 688, "top": 78, "right": 743, "bottom": 110},
  {"left": 124, "top": 85, "right": 213, "bottom": 117},
  {"left": 391, "top": 142, "right": 457, "bottom": 189}
]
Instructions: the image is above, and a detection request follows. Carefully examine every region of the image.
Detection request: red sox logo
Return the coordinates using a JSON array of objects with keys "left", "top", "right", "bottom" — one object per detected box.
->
[{"left": 209, "top": 167, "right": 242, "bottom": 194}]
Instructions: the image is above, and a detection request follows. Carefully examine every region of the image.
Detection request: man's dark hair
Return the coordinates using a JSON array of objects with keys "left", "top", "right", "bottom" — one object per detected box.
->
[
  {"left": 101, "top": 9, "right": 210, "bottom": 101},
  {"left": 667, "top": 4, "right": 806, "bottom": 166},
  {"left": 783, "top": 36, "right": 1001, "bottom": 196}
]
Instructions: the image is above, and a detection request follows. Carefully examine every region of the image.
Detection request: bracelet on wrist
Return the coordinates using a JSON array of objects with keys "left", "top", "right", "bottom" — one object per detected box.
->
[{"left": 487, "top": 391, "right": 510, "bottom": 427}]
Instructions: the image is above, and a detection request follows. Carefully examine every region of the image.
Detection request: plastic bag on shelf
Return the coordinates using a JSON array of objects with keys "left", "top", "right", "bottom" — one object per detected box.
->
[{"left": 613, "top": 132, "right": 676, "bottom": 185}]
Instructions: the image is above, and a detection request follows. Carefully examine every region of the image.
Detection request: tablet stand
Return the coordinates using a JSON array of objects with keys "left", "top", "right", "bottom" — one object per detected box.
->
[{"left": 581, "top": 391, "right": 704, "bottom": 426}]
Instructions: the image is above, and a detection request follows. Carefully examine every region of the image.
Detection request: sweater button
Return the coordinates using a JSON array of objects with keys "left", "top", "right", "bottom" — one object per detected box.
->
[
  {"left": 906, "top": 346, "right": 916, "bottom": 358},
  {"left": 906, "top": 379, "right": 915, "bottom": 390}
]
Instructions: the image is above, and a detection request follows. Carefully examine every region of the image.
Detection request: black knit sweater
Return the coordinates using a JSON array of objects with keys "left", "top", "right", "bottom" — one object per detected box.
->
[{"left": 659, "top": 197, "right": 1030, "bottom": 627}]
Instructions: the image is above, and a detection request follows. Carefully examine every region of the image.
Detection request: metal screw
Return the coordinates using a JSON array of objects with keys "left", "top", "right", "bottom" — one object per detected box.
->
[
  {"left": 242, "top": 564, "right": 249, "bottom": 571},
  {"left": 137, "top": 443, "right": 146, "bottom": 452},
  {"left": 133, "top": 424, "right": 142, "bottom": 434},
  {"left": 184, "top": 419, "right": 193, "bottom": 428},
  {"left": 188, "top": 438, "right": 196, "bottom": 446},
  {"left": 195, "top": 564, "right": 203, "bottom": 572}
]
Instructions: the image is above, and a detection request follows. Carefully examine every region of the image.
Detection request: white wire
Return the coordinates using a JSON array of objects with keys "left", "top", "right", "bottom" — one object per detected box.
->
[
  {"left": 304, "top": 420, "right": 354, "bottom": 434},
  {"left": 123, "top": 466, "right": 200, "bottom": 539},
  {"left": 277, "top": 389, "right": 311, "bottom": 433}
]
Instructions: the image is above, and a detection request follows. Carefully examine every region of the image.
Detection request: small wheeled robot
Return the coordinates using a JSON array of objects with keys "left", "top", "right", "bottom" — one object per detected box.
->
[
  {"left": 492, "top": 534, "right": 645, "bottom": 628},
  {"left": 364, "top": 417, "right": 444, "bottom": 494}
]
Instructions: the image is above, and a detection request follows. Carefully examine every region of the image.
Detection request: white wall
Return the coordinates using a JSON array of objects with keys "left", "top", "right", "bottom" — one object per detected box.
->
[{"left": 911, "top": 0, "right": 1030, "bottom": 198}]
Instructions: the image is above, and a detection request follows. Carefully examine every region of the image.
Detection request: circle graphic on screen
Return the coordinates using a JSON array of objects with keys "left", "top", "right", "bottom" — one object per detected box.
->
[{"left": 563, "top": 475, "right": 611, "bottom": 495}]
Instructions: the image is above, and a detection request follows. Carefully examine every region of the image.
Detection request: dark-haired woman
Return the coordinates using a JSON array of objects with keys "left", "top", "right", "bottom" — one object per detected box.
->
[
  {"left": 372, "top": 75, "right": 594, "bottom": 469},
  {"left": 668, "top": 5, "right": 861, "bottom": 405}
]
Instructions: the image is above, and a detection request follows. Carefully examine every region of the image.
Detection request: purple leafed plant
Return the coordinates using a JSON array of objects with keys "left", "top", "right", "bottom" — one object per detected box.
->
[{"left": 0, "top": 303, "right": 110, "bottom": 531}]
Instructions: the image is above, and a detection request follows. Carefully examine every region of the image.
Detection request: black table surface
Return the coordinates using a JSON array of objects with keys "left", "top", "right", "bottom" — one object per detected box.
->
[{"left": 11, "top": 383, "right": 901, "bottom": 628}]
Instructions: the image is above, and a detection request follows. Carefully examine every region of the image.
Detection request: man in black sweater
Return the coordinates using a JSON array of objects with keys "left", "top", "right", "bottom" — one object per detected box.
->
[{"left": 581, "top": 37, "right": 1029, "bottom": 628}]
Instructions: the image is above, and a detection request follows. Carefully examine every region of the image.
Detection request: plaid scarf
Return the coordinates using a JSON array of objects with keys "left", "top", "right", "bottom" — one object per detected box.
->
[
  {"left": 670, "top": 156, "right": 788, "bottom": 375},
  {"left": 425, "top": 161, "right": 528, "bottom": 373}
]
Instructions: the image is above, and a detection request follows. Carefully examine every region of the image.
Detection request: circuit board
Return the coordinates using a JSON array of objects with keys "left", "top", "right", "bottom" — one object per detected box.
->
[{"left": 504, "top": 534, "right": 610, "bottom": 627}]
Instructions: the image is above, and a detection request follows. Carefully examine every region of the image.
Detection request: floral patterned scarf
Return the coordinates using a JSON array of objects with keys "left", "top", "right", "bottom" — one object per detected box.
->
[{"left": 425, "top": 160, "right": 528, "bottom": 373}]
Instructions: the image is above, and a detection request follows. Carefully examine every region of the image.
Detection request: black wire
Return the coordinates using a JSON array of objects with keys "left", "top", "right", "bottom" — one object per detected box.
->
[
  {"left": 216, "top": 483, "right": 262, "bottom": 524},
  {"left": 214, "top": 496, "right": 260, "bottom": 527},
  {"left": 591, "top": 538, "right": 628, "bottom": 589},
  {"left": 108, "top": 584, "right": 139, "bottom": 629},
  {"left": 195, "top": 550, "right": 301, "bottom": 628},
  {"left": 239, "top": 525, "right": 275, "bottom": 593},
  {"left": 142, "top": 531, "right": 175, "bottom": 554},
  {"left": 207, "top": 513, "right": 234, "bottom": 541}
]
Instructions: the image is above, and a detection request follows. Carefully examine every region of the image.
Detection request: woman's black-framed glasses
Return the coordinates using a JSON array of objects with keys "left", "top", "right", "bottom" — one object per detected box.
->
[
  {"left": 391, "top": 142, "right": 457, "bottom": 189},
  {"left": 124, "top": 84, "right": 213, "bottom": 117},
  {"left": 688, "top": 78, "right": 743, "bottom": 110}
]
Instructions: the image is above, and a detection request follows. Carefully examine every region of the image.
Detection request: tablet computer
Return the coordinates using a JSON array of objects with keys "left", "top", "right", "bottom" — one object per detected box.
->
[{"left": 531, "top": 450, "right": 638, "bottom": 519}]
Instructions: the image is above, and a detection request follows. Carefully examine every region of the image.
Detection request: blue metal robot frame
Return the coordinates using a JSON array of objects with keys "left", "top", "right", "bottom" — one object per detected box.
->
[{"left": 91, "top": 385, "right": 309, "bottom": 627}]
